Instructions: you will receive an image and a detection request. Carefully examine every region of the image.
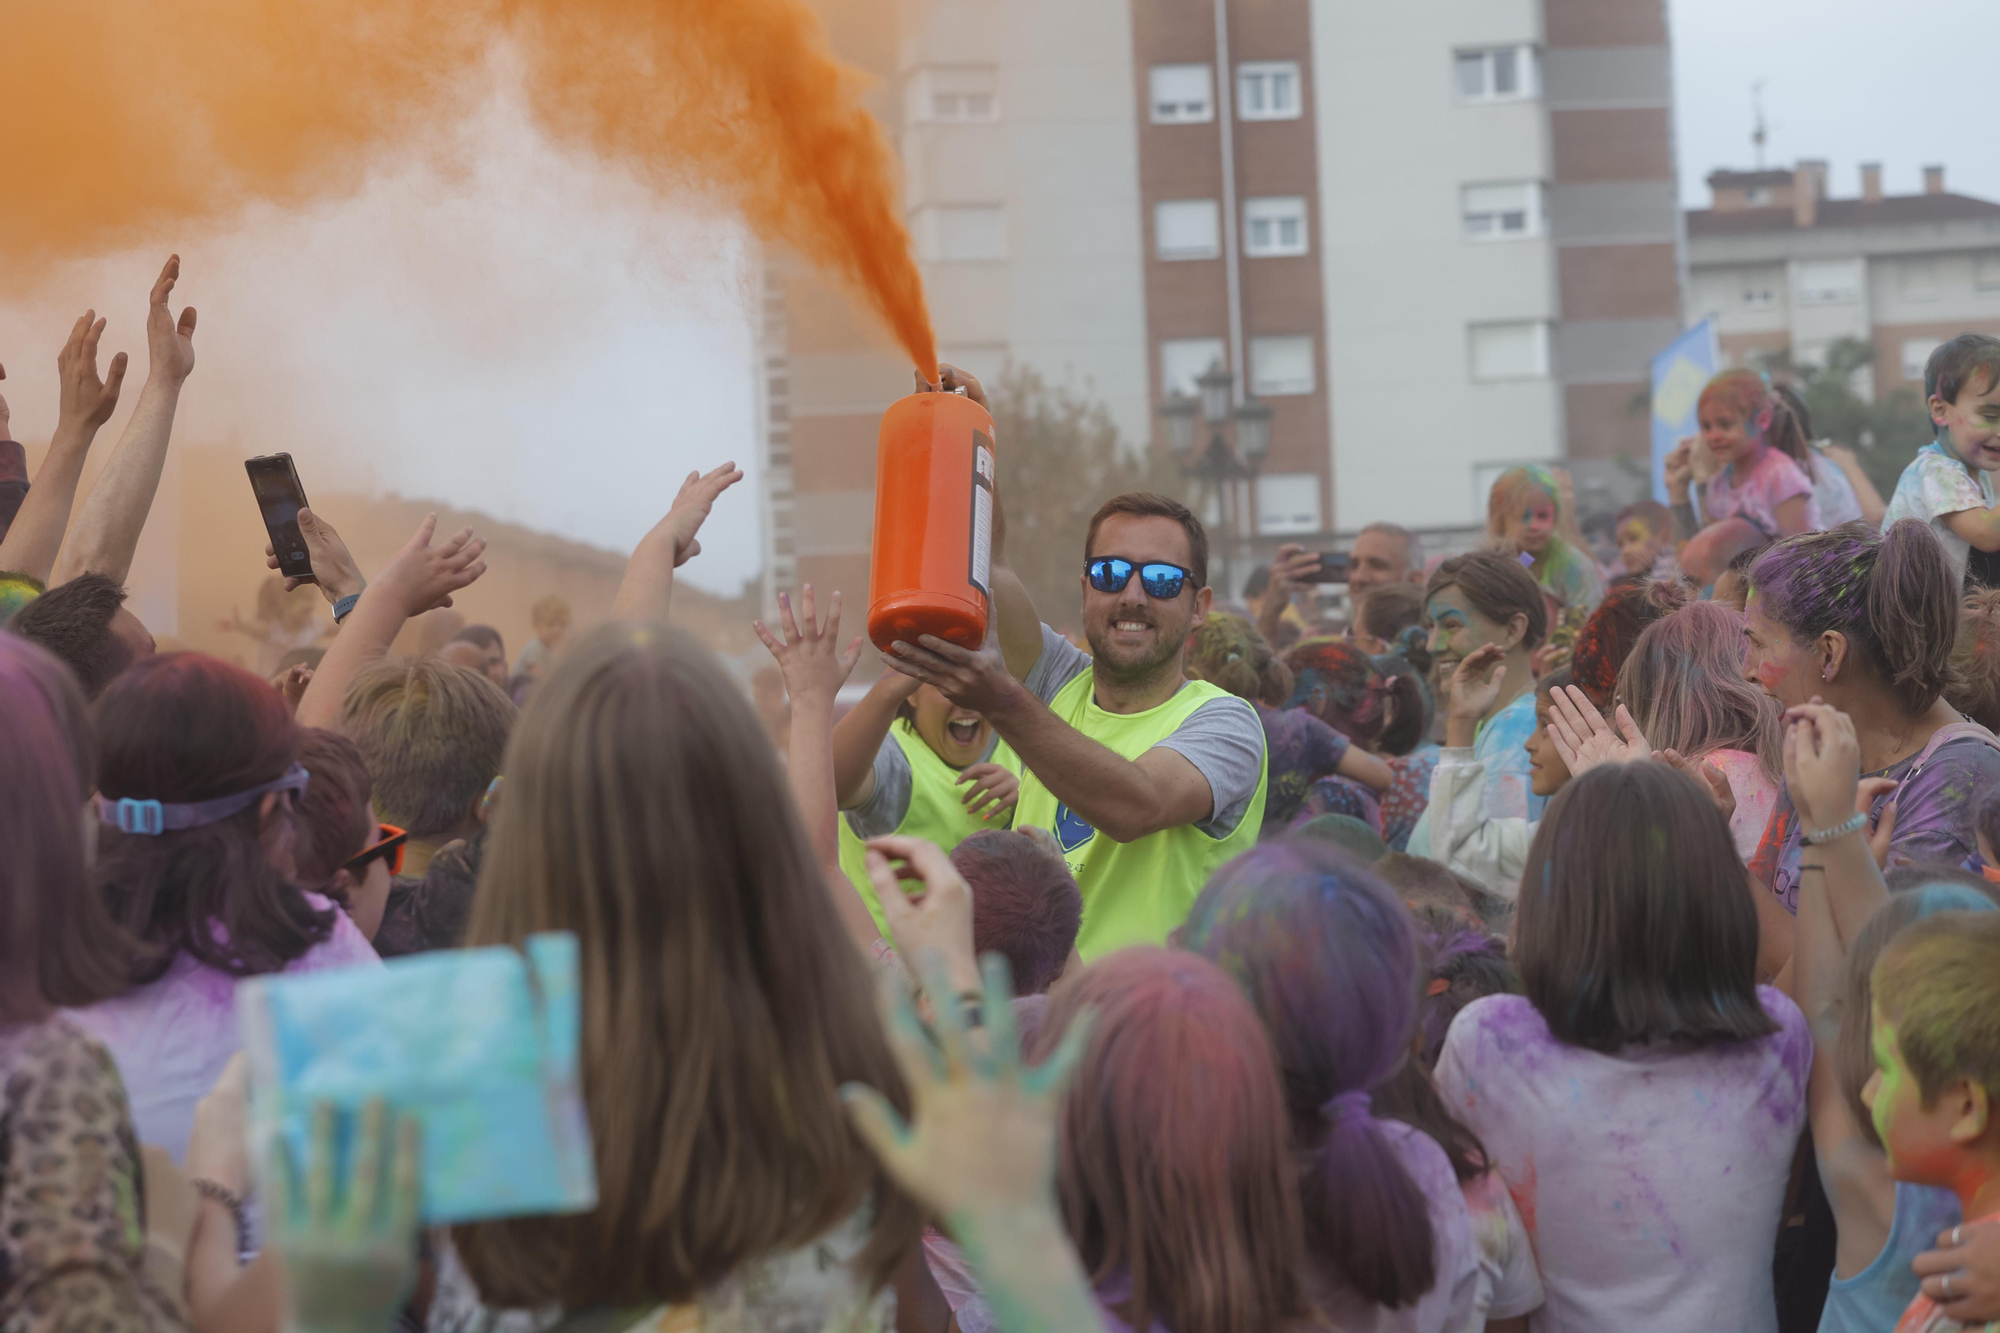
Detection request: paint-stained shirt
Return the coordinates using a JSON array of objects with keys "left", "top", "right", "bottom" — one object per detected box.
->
[
  {"left": 1404, "top": 692, "right": 1542, "bottom": 862},
  {"left": 1892, "top": 1210, "right": 2000, "bottom": 1333},
  {"left": 1435, "top": 989, "right": 1810, "bottom": 1333},
  {"left": 1256, "top": 702, "right": 1354, "bottom": 833},
  {"left": 1699, "top": 445, "right": 1820, "bottom": 538},
  {"left": 1749, "top": 731, "right": 2000, "bottom": 915},
  {"left": 1883, "top": 442, "right": 1998, "bottom": 585}
]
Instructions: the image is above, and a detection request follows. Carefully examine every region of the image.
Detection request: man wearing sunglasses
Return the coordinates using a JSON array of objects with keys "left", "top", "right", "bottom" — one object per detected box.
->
[{"left": 885, "top": 369, "right": 1267, "bottom": 959}]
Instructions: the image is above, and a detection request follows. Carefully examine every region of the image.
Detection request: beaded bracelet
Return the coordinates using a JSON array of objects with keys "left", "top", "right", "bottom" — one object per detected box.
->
[
  {"left": 1803, "top": 811, "right": 1869, "bottom": 846},
  {"left": 193, "top": 1178, "right": 250, "bottom": 1256}
]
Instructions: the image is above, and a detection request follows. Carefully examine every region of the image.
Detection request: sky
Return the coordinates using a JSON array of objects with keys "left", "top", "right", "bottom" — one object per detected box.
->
[{"left": 1668, "top": 0, "right": 1997, "bottom": 208}]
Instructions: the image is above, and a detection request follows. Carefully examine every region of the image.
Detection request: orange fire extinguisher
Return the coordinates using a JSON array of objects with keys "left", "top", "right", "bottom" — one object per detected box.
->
[{"left": 867, "top": 390, "right": 997, "bottom": 654}]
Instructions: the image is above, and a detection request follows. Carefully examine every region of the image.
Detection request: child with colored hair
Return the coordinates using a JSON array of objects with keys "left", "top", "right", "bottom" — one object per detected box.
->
[
  {"left": 1566, "top": 576, "right": 1690, "bottom": 709},
  {"left": 1882, "top": 334, "right": 2000, "bottom": 587},
  {"left": 1950, "top": 590, "right": 2000, "bottom": 736},
  {"left": 1005, "top": 947, "right": 1313, "bottom": 1333},
  {"left": 1612, "top": 499, "right": 1681, "bottom": 582},
  {"left": 1185, "top": 838, "right": 1484, "bottom": 1330},
  {"left": 1485, "top": 465, "right": 1603, "bottom": 617},
  {"left": 1866, "top": 911, "right": 2000, "bottom": 1332},
  {"left": 1616, "top": 599, "right": 1784, "bottom": 860},
  {"left": 1186, "top": 610, "right": 1391, "bottom": 833},
  {"left": 1435, "top": 761, "right": 1810, "bottom": 1331},
  {"left": 1666, "top": 367, "right": 1821, "bottom": 544},
  {"left": 1284, "top": 636, "right": 1393, "bottom": 834}
]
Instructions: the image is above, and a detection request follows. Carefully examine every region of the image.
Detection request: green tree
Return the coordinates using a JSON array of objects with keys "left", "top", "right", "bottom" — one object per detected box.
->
[
  {"left": 989, "top": 365, "right": 1187, "bottom": 633},
  {"left": 1751, "top": 338, "right": 1932, "bottom": 497}
]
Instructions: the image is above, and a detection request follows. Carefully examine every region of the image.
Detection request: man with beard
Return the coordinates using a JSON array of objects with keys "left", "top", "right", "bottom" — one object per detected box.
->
[{"left": 885, "top": 370, "right": 1267, "bottom": 957}]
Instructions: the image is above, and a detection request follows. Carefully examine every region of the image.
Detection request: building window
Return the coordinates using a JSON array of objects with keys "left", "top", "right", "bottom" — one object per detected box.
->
[
  {"left": 915, "top": 205, "right": 1007, "bottom": 262},
  {"left": 1468, "top": 321, "right": 1550, "bottom": 381},
  {"left": 1250, "top": 336, "right": 1316, "bottom": 396},
  {"left": 1161, "top": 338, "right": 1226, "bottom": 398},
  {"left": 1150, "top": 64, "right": 1214, "bottom": 123},
  {"left": 1794, "top": 258, "right": 1863, "bottom": 306},
  {"left": 910, "top": 66, "right": 999, "bottom": 124},
  {"left": 1256, "top": 473, "right": 1322, "bottom": 536},
  {"left": 1156, "top": 199, "right": 1221, "bottom": 260},
  {"left": 1454, "top": 45, "right": 1539, "bottom": 102},
  {"left": 1904, "top": 338, "right": 1945, "bottom": 382},
  {"left": 1743, "top": 285, "right": 1777, "bottom": 308},
  {"left": 1243, "top": 197, "right": 1308, "bottom": 257},
  {"left": 1237, "top": 61, "right": 1302, "bottom": 120},
  {"left": 1900, "top": 260, "right": 1939, "bottom": 301},
  {"left": 1746, "top": 186, "right": 1774, "bottom": 206},
  {"left": 1461, "top": 182, "right": 1545, "bottom": 240},
  {"left": 1978, "top": 253, "right": 2000, "bottom": 292}
]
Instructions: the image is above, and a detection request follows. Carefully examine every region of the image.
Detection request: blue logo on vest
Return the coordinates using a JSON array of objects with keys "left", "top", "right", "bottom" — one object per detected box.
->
[{"left": 1053, "top": 803, "right": 1096, "bottom": 853}]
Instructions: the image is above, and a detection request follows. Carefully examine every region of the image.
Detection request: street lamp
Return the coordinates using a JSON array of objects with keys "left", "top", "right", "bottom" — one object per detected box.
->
[{"left": 1154, "top": 363, "right": 1275, "bottom": 594}]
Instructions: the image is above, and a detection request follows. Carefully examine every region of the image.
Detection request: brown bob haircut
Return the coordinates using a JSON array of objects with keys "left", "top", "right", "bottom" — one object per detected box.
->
[
  {"left": 1424, "top": 549, "right": 1548, "bottom": 651},
  {"left": 451, "top": 623, "right": 921, "bottom": 1308},
  {"left": 1086, "top": 492, "right": 1209, "bottom": 592},
  {"left": 1517, "top": 763, "right": 1777, "bottom": 1052}
]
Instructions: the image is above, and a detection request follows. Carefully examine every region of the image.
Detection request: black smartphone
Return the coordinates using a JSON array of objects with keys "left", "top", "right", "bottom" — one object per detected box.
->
[
  {"left": 245, "top": 453, "right": 315, "bottom": 583},
  {"left": 1306, "top": 552, "right": 1353, "bottom": 583}
]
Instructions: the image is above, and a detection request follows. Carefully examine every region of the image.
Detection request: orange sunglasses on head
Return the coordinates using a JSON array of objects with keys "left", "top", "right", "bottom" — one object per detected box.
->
[{"left": 343, "top": 823, "right": 408, "bottom": 877}]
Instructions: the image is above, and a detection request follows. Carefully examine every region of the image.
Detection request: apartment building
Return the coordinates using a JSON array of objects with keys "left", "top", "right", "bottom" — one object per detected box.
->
[
  {"left": 763, "top": 0, "right": 1682, "bottom": 608},
  {"left": 1686, "top": 161, "right": 2000, "bottom": 398}
]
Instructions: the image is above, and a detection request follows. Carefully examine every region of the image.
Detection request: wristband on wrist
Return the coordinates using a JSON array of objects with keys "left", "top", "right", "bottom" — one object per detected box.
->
[
  {"left": 1803, "top": 811, "right": 1869, "bottom": 845},
  {"left": 331, "top": 592, "right": 362, "bottom": 623}
]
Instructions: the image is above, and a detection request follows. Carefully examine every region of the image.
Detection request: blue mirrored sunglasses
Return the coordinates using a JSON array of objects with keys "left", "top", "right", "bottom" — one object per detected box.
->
[{"left": 1085, "top": 557, "right": 1192, "bottom": 600}]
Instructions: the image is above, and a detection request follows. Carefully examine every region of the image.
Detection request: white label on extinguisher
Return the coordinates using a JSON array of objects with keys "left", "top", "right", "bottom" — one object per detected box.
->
[{"left": 969, "top": 440, "right": 995, "bottom": 598}]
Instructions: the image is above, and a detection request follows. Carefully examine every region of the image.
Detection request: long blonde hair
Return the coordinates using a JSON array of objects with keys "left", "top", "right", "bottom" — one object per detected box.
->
[
  {"left": 452, "top": 623, "right": 921, "bottom": 1308},
  {"left": 1615, "top": 601, "right": 1782, "bottom": 782}
]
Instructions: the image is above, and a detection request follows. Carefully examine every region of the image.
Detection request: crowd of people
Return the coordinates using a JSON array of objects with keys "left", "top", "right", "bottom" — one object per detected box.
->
[{"left": 3, "top": 258, "right": 2000, "bottom": 1333}]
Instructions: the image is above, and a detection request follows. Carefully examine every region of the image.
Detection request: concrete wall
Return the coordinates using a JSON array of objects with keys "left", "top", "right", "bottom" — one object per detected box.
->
[{"left": 1311, "top": 0, "right": 1561, "bottom": 531}]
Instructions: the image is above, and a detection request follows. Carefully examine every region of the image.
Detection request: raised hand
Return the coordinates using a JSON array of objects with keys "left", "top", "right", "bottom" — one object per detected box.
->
[
  {"left": 371, "top": 514, "right": 487, "bottom": 617},
  {"left": 57, "top": 311, "right": 128, "bottom": 430},
  {"left": 146, "top": 255, "right": 197, "bottom": 385},
  {"left": 1779, "top": 700, "right": 1863, "bottom": 836},
  {"left": 268, "top": 507, "right": 367, "bottom": 604},
  {"left": 1446, "top": 644, "right": 1509, "bottom": 729},
  {"left": 753, "top": 585, "right": 862, "bottom": 710},
  {"left": 844, "top": 953, "right": 1090, "bottom": 1223},
  {"left": 865, "top": 834, "right": 979, "bottom": 992},
  {"left": 887, "top": 605, "right": 1017, "bottom": 716},
  {"left": 1546, "top": 685, "right": 1650, "bottom": 776},
  {"left": 956, "top": 762, "right": 1019, "bottom": 821},
  {"left": 1664, "top": 438, "right": 1694, "bottom": 501},
  {"left": 267, "top": 1099, "right": 421, "bottom": 1333},
  {"left": 664, "top": 462, "right": 742, "bottom": 567}
]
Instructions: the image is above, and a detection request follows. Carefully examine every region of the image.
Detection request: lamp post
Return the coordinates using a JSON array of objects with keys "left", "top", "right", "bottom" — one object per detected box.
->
[{"left": 1157, "top": 361, "right": 1271, "bottom": 595}]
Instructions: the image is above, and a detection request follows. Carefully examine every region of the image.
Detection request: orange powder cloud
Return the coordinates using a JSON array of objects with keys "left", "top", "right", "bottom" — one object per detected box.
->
[{"left": 1, "top": 0, "right": 935, "bottom": 374}]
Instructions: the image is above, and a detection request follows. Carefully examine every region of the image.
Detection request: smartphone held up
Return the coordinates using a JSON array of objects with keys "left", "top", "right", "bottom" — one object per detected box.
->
[{"left": 245, "top": 453, "right": 314, "bottom": 584}]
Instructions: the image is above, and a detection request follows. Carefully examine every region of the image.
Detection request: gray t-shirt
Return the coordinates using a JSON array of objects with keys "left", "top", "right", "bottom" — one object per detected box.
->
[
  {"left": 844, "top": 725, "right": 1001, "bottom": 839},
  {"left": 1021, "top": 625, "right": 1265, "bottom": 839}
]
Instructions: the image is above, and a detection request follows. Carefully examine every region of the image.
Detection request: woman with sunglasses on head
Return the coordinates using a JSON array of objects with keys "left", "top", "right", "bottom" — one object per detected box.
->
[{"left": 66, "top": 653, "right": 380, "bottom": 1163}]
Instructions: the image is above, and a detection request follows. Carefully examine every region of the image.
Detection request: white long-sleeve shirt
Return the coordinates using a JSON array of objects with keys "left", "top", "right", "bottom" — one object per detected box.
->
[{"left": 1425, "top": 746, "right": 1532, "bottom": 900}]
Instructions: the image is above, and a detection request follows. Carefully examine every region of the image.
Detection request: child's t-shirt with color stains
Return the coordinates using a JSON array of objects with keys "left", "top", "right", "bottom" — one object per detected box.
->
[
  {"left": 1434, "top": 989, "right": 1810, "bottom": 1333},
  {"left": 1884, "top": 441, "right": 1998, "bottom": 586},
  {"left": 1892, "top": 1210, "right": 2000, "bottom": 1333},
  {"left": 1700, "top": 445, "right": 1820, "bottom": 538}
]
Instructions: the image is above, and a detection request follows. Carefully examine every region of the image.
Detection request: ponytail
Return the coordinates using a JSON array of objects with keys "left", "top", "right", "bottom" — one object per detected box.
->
[
  {"left": 1869, "top": 519, "right": 1961, "bottom": 714},
  {"left": 1306, "top": 1090, "right": 1439, "bottom": 1308},
  {"left": 1749, "top": 519, "right": 1960, "bottom": 716},
  {"left": 1188, "top": 612, "right": 1288, "bottom": 705}
]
